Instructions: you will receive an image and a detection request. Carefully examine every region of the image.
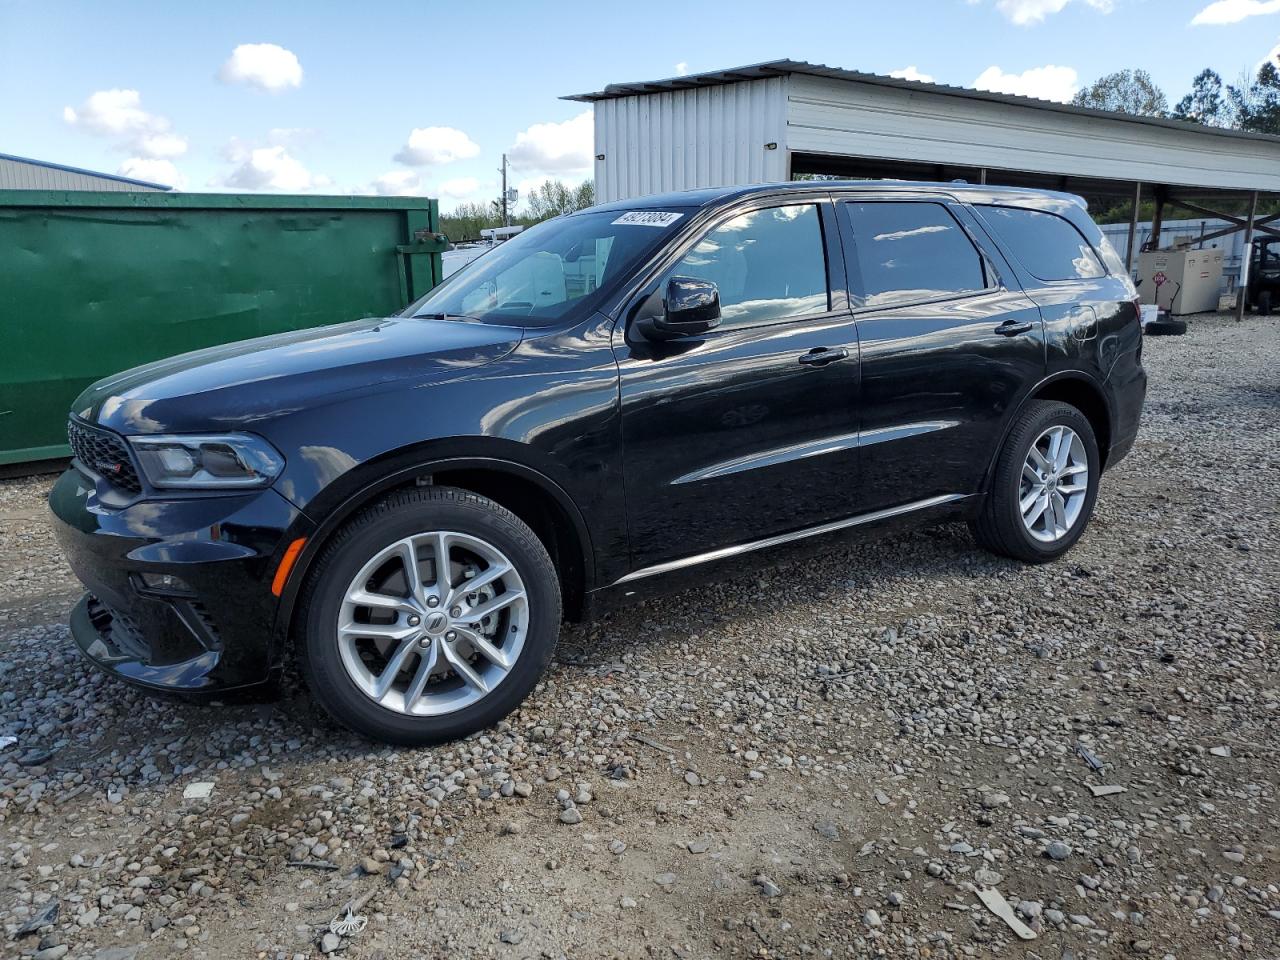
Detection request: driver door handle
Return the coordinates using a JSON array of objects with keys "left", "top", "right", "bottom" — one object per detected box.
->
[
  {"left": 798, "top": 347, "right": 849, "bottom": 367},
  {"left": 995, "top": 320, "right": 1034, "bottom": 337}
]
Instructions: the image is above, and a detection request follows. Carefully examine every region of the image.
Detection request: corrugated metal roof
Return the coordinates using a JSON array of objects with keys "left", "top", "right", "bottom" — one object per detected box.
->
[
  {"left": 0, "top": 153, "right": 172, "bottom": 191},
  {"left": 564, "top": 59, "right": 1280, "bottom": 146}
]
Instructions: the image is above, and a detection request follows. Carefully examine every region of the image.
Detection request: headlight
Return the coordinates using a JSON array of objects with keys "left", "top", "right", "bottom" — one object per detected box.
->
[{"left": 128, "top": 434, "right": 285, "bottom": 489}]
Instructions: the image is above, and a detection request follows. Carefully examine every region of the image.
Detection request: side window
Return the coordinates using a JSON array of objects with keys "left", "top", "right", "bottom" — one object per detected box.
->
[
  {"left": 1259, "top": 241, "right": 1280, "bottom": 269},
  {"left": 978, "top": 205, "right": 1106, "bottom": 281},
  {"left": 668, "top": 204, "right": 829, "bottom": 329},
  {"left": 842, "top": 202, "right": 989, "bottom": 308}
]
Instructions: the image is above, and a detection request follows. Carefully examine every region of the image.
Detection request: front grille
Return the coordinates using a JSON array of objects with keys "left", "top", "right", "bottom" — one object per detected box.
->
[{"left": 68, "top": 419, "right": 142, "bottom": 494}]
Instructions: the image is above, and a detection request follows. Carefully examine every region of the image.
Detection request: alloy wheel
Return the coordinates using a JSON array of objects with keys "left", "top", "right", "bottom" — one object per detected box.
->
[
  {"left": 1019, "top": 425, "right": 1090, "bottom": 543},
  {"left": 336, "top": 531, "right": 528, "bottom": 716}
]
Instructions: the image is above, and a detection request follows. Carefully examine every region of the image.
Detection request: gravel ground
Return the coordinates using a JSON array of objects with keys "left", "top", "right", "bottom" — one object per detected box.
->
[{"left": 1, "top": 312, "right": 1277, "bottom": 960}]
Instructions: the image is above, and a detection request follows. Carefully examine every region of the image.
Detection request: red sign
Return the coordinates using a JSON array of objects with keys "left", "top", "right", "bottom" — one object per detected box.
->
[{"left": 1152, "top": 271, "right": 1168, "bottom": 287}]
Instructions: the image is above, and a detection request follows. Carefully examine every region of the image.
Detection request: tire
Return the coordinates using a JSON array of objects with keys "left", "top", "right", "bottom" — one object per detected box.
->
[
  {"left": 296, "top": 486, "right": 561, "bottom": 745},
  {"left": 969, "top": 400, "right": 1100, "bottom": 564},
  {"left": 1144, "top": 318, "right": 1186, "bottom": 336},
  {"left": 1259, "top": 291, "right": 1273, "bottom": 316}
]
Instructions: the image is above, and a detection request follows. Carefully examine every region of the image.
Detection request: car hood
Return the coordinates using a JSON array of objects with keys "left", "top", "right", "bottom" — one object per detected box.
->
[{"left": 75, "top": 316, "right": 523, "bottom": 435}]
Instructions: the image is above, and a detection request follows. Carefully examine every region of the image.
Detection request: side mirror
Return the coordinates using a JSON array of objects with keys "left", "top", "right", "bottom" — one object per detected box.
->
[{"left": 635, "top": 277, "right": 721, "bottom": 341}]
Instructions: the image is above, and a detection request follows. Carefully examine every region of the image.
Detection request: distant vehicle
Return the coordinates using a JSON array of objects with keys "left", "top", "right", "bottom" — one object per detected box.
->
[
  {"left": 1247, "top": 236, "right": 1280, "bottom": 315},
  {"left": 441, "top": 242, "right": 495, "bottom": 278},
  {"left": 480, "top": 225, "right": 524, "bottom": 241},
  {"left": 50, "top": 181, "right": 1146, "bottom": 745}
]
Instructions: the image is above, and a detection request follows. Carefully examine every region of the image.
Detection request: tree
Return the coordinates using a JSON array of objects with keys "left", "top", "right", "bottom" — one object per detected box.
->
[
  {"left": 438, "top": 180, "right": 597, "bottom": 242},
  {"left": 523, "top": 179, "right": 595, "bottom": 222},
  {"left": 1228, "top": 59, "right": 1280, "bottom": 135},
  {"left": 440, "top": 201, "right": 498, "bottom": 243},
  {"left": 1174, "top": 69, "right": 1230, "bottom": 126},
  {"left": 1072, "top": 69, "right": 1169, "bottom": 117}
]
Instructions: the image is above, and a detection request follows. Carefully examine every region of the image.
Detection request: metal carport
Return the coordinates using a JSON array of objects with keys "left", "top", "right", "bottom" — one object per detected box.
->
[{"left": 566, "top": 60, "right": 1280, "bottom": 318}]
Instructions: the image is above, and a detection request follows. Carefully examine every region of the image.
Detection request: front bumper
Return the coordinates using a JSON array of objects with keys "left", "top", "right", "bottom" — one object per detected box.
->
[{"left": 50, "top": 465, "right": 310, "bottom": 695}]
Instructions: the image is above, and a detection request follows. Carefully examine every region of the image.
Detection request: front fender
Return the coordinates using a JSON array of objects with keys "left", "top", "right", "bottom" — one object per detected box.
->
[{"left": 265, "top": 444, "right": 599, "bottom": 670}]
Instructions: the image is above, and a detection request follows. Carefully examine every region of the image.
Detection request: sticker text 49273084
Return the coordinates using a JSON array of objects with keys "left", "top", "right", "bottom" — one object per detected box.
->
[{"left": 612, "top": 211, "right": 683, "bottom": 228}]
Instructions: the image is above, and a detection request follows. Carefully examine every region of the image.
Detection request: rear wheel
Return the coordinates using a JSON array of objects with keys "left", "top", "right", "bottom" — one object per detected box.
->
[
  {"left": 970, "top": 400, "right": 1100, "bottom": 563},
  {"left": 297, "top": 487, "right": 561, "bottom": 745}
]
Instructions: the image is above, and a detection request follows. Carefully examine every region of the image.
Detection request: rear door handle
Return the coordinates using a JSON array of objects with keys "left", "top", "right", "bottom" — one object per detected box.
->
[
  {"left": 798, "top": 347, "right": 849, "bottom": 367},
  {"left": 995, "top": 320, "right": 1034, "bottom": 337}
]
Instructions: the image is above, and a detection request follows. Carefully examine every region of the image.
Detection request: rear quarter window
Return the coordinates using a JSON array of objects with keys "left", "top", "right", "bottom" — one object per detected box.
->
[{"left": 978, "top": 205, "right": 1106, "bottom": 282}]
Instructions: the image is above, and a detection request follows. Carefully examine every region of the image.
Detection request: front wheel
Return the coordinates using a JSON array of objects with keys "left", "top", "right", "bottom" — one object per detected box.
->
[
  {"left": 297, "top": 487, "right": 561, "bottom": 745},
  {"left": 970, "top": 400, "right": 1100, "bottom": 563}
]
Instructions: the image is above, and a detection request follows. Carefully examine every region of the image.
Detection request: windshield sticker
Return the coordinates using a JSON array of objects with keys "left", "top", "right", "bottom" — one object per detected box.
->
[{"left": 612, "top": 211, "right": 684, "bottom": 228}]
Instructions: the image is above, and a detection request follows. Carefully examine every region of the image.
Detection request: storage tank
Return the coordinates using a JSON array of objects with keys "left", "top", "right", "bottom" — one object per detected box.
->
[{"left": 1136, "top": 248, "right": 1225, "bottom": 316}]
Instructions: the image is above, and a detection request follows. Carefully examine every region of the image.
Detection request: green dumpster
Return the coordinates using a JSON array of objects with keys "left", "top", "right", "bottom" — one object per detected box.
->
[{"left": 0, "top": 190, "right": 445, "bottom": 465}]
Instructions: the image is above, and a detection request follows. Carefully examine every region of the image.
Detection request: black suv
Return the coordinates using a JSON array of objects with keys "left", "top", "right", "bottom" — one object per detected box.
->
[{"left": 50, "top": 182, "right": 1146, "bottom": 744}]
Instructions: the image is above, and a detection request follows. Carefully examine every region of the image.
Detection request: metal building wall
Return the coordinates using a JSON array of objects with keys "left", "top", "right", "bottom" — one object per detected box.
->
[
  {"left": 592, "top": 77, "right": 789, "bottom": 203},
  {"left": 784, "top": 74, "right": 1280, "bottom": 194},
  {"left": 0, "top": 156, "right": 167, "bottom": 192}
]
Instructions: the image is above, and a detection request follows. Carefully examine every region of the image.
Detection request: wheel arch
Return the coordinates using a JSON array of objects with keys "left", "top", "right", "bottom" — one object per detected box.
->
[
  {"left": 983, "top": 373, "right": 1113, "bottom": 492},
  {"left": 271, "top": 443, "right": 595, "bottom": 663}
]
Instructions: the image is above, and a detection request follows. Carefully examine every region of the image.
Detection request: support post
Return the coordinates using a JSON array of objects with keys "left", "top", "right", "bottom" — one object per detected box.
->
[
  {"left": 1236, "top": 190, "right": 1259, "bottom": 322},
  {"left": 1125, "top": 182, "right": 1141, "bottom": 274},
  {"left": 979, "top": 168, "right": 988, "bottom": 185},
  {"left": 498, "top": 153, "right": 509, "bottom": 228},
  {"left": 1151, "top": 189, "right": 1165, "bottom": 250}
]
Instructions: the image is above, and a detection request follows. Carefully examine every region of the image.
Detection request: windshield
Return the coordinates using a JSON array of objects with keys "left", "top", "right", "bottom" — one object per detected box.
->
[{"left": 407, "top": 208, "right": 692, "bottom": 327}]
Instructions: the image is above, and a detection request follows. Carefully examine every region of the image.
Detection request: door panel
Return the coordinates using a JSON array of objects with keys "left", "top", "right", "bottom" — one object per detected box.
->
[
  {"left": 614, "top": 198, "right": 864, "bottom": 570},
  {"left": 837, "top": 197, "right": 1046, "bottom": 511},
  {"left": 614, "top": 314, "right": 861, "bottom": 568},
  {"left": 855, "top": 292, "right": 1044, "bottom": 509}
]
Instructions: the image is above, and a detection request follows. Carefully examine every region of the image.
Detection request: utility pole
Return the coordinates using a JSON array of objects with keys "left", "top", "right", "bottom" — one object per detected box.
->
[{"left": 498, "top": 153, "right": 509, "bottom": 228}]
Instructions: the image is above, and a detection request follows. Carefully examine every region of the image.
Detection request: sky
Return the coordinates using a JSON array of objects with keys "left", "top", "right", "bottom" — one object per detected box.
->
[{"left": 2, "top": 0, "right": 1279, "bottom": 211}]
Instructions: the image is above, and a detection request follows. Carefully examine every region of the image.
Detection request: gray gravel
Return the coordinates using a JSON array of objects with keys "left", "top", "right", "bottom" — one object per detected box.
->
[{"left": 1, "top": 312, "right": 1277, "bottom": 959}]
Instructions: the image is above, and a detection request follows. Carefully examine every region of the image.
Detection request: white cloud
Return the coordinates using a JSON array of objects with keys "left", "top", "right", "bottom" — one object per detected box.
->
[
  {"left": 994, "top": 0, "right": 1112, "bottom": 26},
  {"left": 218, "top": 43, "right": 303, "bottom": 93},
  {"left": 223, "top": 129, "right": 316, "bottom": 168},
  {"left": 889, "top": 65, "right": 936, "bottom": 83},
  {"left": 357, "top": 172, "right": 488, "bottom": 202},
  {"left": 266, "top": 127, "right": 314, "bottom": 145},
  {"left": 134, "top": 132, "right": 188, "bottom": 158},
  {"left": 507, "top": 111, "right": 593, "bottom": 176},
  {"left": 675, "top": 62, "right": 690, "bottom": 76},
  {"left": 1191, "top": 0, "right": 1280, "bottom": 24},
  {"left": 972, "top": 64, "right": 1079, "bottom": 102},
  {"left": 371, "top": 170, "right": 424, "bottom": 195},
  {"left": 118, "top": 157, "right": 185, "bottom": 189},
  {"left": 63, "top": 88, "right": 187, "bottom": 159},
  {"left": 394, "top": 126, "right": 481, "bottom": 166},
  {"left": 64, "top": 88, "right": 165, "bottom": 136},
  {"left": 222, "top": 146, "right": 330, "bottom": 192},
  {"left": 439, "top": 176, "right": 481, "bottom": 199}
]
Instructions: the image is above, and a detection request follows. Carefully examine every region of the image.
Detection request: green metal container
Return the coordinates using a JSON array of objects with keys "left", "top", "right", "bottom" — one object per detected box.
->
[{"left": 0, "top": 190, "right": 445, "bottom": 465}]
